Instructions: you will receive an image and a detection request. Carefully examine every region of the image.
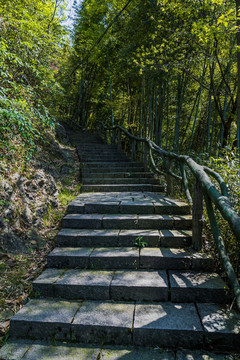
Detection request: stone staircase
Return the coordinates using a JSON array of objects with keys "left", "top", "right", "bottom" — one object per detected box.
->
[{"left": 1, "top": 128, "right": 240, "bottom": 360}]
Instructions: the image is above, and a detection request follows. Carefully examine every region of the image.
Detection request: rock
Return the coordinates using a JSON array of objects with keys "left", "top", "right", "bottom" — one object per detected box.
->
[
  {"left": 55, "top": 123, "right": 70, "bottom": 145},
  {"left": 26, "top": 228, "right": 45, "bottom": 250},
  {"left": 49, "top": 197, "right": 58, "bottom": 208},
  {"left": 61, "top": 149, "right": 75, "bottom": 162},
  {"left": 20, "top": 180, "right": 37, "bottom": 199},
  {"left": 0, "top": 228, "right": 28, "bottom": 254},
  {"left": 0, "top": 310, "right": 14, "bottom": 322},
  {"left": 34, "top": 202, "right": 48, "bottom": 217},
  {"left": 34, "top": 170, "right": 57, "bottom": 195},
  {"left": 11, "top": 173, "right": 20, "bottom": 183},
  {"left": 60, "top": 165, "right": 71, "bottom": 176},
  {"left": 15, "top": 175, "right": 27, "bottom": 186},
  {"left": 32, "top": 218, "right": 41, "bottom": 228},
  {"left": 12, "top": 219, "right": 22, "bottom": 235},
  {"left": 22, "top": 206, "right": 33, "bottom": 225},
  {"left": 0, "top": 180, "right": 13, "bottom": 196},
  {"left": 3, "top": 207, "right": 15, "bottom": 221}
]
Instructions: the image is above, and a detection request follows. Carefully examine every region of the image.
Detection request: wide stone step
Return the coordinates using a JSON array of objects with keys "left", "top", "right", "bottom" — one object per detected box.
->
[
  {"left": 77, "top": 147, "right": 125, "bottom": 152},
  {"left": 62, "top": 214, "right": 192, "bottom": 230},
  {"left": 57, "top": 229, "right": 192, "bottom": 248},
  {"left": 83, "top": 171, "right": 155, "bottom": 178},
  {"left": 33, "top": 268, "right": 230, "bottom": 303},
  {"left": 81, "top": 161, "right": 144, "bottom": 168},
  {"left": 1, "top": 342, "right": 238, "bottom": 360},
  {"left": 80, "top": 156, "right": 130, "bottom": 165},
  {"left": 67, "top": 197, "right": 190, "bottom": 215},
  {"left": 9, "top": 299, "right": 240, "bottom": 350},
  {"left": 82, "top": 184, "right": 165, "bottom": 192},
  {"left": 77, "top": 144, "right": 117, "bottom": 150},
  {"left": 82, "top": 167, "right": 146, "bottom": 173},
  {"left": 78, "top": 147, "right": 123, "bottom": 151},
  {"left": 82, "top": 178, "right": 160, "bottom": 185},
  {"left": 47, "top": 247, "right": 214, "bottom": 271},
  {"left": 77, "top": 143, "right": 105, "bottom": 147},
  {"left": 33, "top": 269, "right": 169, "bottom": 301},
  {"left": 0, "top": 340, "right": 177, "bottom": 360},
  {"left": 78, "top": 152, "right": 127, "bottom": 157}
]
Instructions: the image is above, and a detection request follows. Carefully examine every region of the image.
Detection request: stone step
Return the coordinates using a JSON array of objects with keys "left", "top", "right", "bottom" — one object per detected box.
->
[
  {"left": 33, "top": 268, "right": 230, "bottom": 303},
  {"left": 83, "top": 172, "right": 154, "bottom": 178},
  {"left": 82, "top": 184, "right": 165, "bottom": 192},
  {"left": 0, "top": 340, "right": 177, "bottom": 360},
  {"left": 77, "top": 142, "right": 105, "bottom": 147},
  {"left": 47, "top": 247, "right": 214, "bottom": 271},
  {"left": 82, "top": 178, "right": 160, "bottom": 185},
  {"left": 62, "top": 214, "right": 192, "bottom": 230},
  {"left": 9, "top": 299, "right": 240, "bottom": 350},
  {"left": 57, "top": 229, "right": 192, "bottom": 248},
  {"left": 80, "top": 157, "right": 130, "bottom": 162},
  {"left": 77, "top": 147, "right": 124, "bottom": 152},
  {"left": 78, "top": 147, "right": 123, "bottom": 151},
  {"left": 1, "top": 342, "right": 238, "bottom": 360},
  {"left": 82, "top": 167, "right": 146, "bottom": 173},
  {"left": 77, "top": 144, "right": 117, "bottom": 149},
  {"left": 67, "top": 198, "right": 190, "bottom": 215},
  {"left": 78, "top": 149, "right": 127, "bottom": 154},
  {"left": 81, "top": 161, "right": 144, "bottom": 167},
  {"left": 33, "top": 269, "right": 169, "bottom": 301},
  {"left": 78, "top": 152, "right": 127, "bottom": 157}
]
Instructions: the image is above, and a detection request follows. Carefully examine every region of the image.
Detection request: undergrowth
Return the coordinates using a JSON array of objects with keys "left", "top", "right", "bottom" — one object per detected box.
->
[{"left": 0, "top": 129, "right": 81, "bottom": 347}]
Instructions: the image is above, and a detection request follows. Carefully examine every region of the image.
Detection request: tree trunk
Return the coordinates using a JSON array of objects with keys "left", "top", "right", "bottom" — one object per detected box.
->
[{"left": 236, "top": 0, "right": 240, "bottom": 155}]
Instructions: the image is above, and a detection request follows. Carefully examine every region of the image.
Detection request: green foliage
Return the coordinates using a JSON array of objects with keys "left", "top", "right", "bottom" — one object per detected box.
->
[
  {"left": 204, "top": 149, "right": 240, "bottom": 274},
  {"left": 0, "top": 0, "right": 69, "bottom": 164},
  {"left": 58, "top": 184, "right": 82, "bottom": 207},
  {"left": 208, "top": 149, "right": 240, "bottom": 211}
]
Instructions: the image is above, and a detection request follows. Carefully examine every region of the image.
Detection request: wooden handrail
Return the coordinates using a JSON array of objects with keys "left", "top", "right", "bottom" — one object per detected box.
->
[{"left": 98, "top": 121, "right": 240, "bottom": 311}]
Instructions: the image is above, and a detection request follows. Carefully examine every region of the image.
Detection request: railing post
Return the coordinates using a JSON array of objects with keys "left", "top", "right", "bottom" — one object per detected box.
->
[
  {"left": 112, "top": 128, "right": 116, "bottom": 145},
  {"left": 131, "top": 139, "right": 136, "bottom": 161},
  {"left": 104, "top": 128, "right": 107, "bottom": 143},
  {"left": 143, "top": 142, "right": 148, "bottom": 170},
  {"left": 192, "top": 177, "right": 203, "bottom": 251},
  {"left": 166, "top": 160, "right": 173, "bottom": 195},
  {"left": 166, "top": 174, "right": 173, "bottom": 196},
  {"left": 117, "top": 129, "right": 121, "bottom": 150}
]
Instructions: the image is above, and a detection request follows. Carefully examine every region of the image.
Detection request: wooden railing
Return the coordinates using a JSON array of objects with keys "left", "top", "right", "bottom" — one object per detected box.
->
[{"left": 97, "top": 121, "right": 240, "bottom": 311}]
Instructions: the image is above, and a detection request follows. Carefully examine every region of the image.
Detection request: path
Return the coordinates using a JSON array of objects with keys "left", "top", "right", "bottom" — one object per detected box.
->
[{"left": 1, "top": 125, "right": 240, "bottom": 359}]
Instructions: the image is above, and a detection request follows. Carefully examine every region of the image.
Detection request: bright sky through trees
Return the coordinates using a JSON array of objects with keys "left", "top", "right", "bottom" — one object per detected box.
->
[{"left": 64, "top": 0, "right": 82, "bottom": 27}]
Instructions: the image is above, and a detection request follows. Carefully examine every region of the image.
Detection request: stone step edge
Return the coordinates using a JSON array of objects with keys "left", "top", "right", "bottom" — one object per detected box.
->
[
  {"left": 57, "top": 229, "right": 193, "bottom": 248},
  {"left": 82, "top": 178, "right": 160, "bottom": 183},
  {"left": 32, "top": 268, "right": 230, "bottom": 303},
  {"left": 62, "top": 214, "right": 192, "bottom": 230},
  {"left": 67, "top": 202, "right": 190, "bottom": 215},
  {"left": 46, "top": 246, "right": 215, "bottom": 271},
  {"left": 9, "top": 299, "right": 240, "bottom": 350},
  {"left": 82, "top": 173, "right": 155, "bottom": 179},
  {"left": 0, "top": 339, "right": 174, "bottom": 360},
  {"left": 1, "top": 340, "right": 238, "bottom": 360},
  {"left": 81, "top": 185, "right": 165, "bottom": 192}
]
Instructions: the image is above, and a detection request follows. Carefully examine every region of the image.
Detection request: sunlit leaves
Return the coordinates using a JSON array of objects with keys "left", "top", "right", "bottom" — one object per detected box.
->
[{"left": 0, "top": 0, "right": 69, "bottom": 162}]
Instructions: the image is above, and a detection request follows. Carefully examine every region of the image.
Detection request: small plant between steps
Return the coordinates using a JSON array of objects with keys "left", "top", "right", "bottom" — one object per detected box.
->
[{"left": 135, "top": 236, "right": 148, "bottom": 248}]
